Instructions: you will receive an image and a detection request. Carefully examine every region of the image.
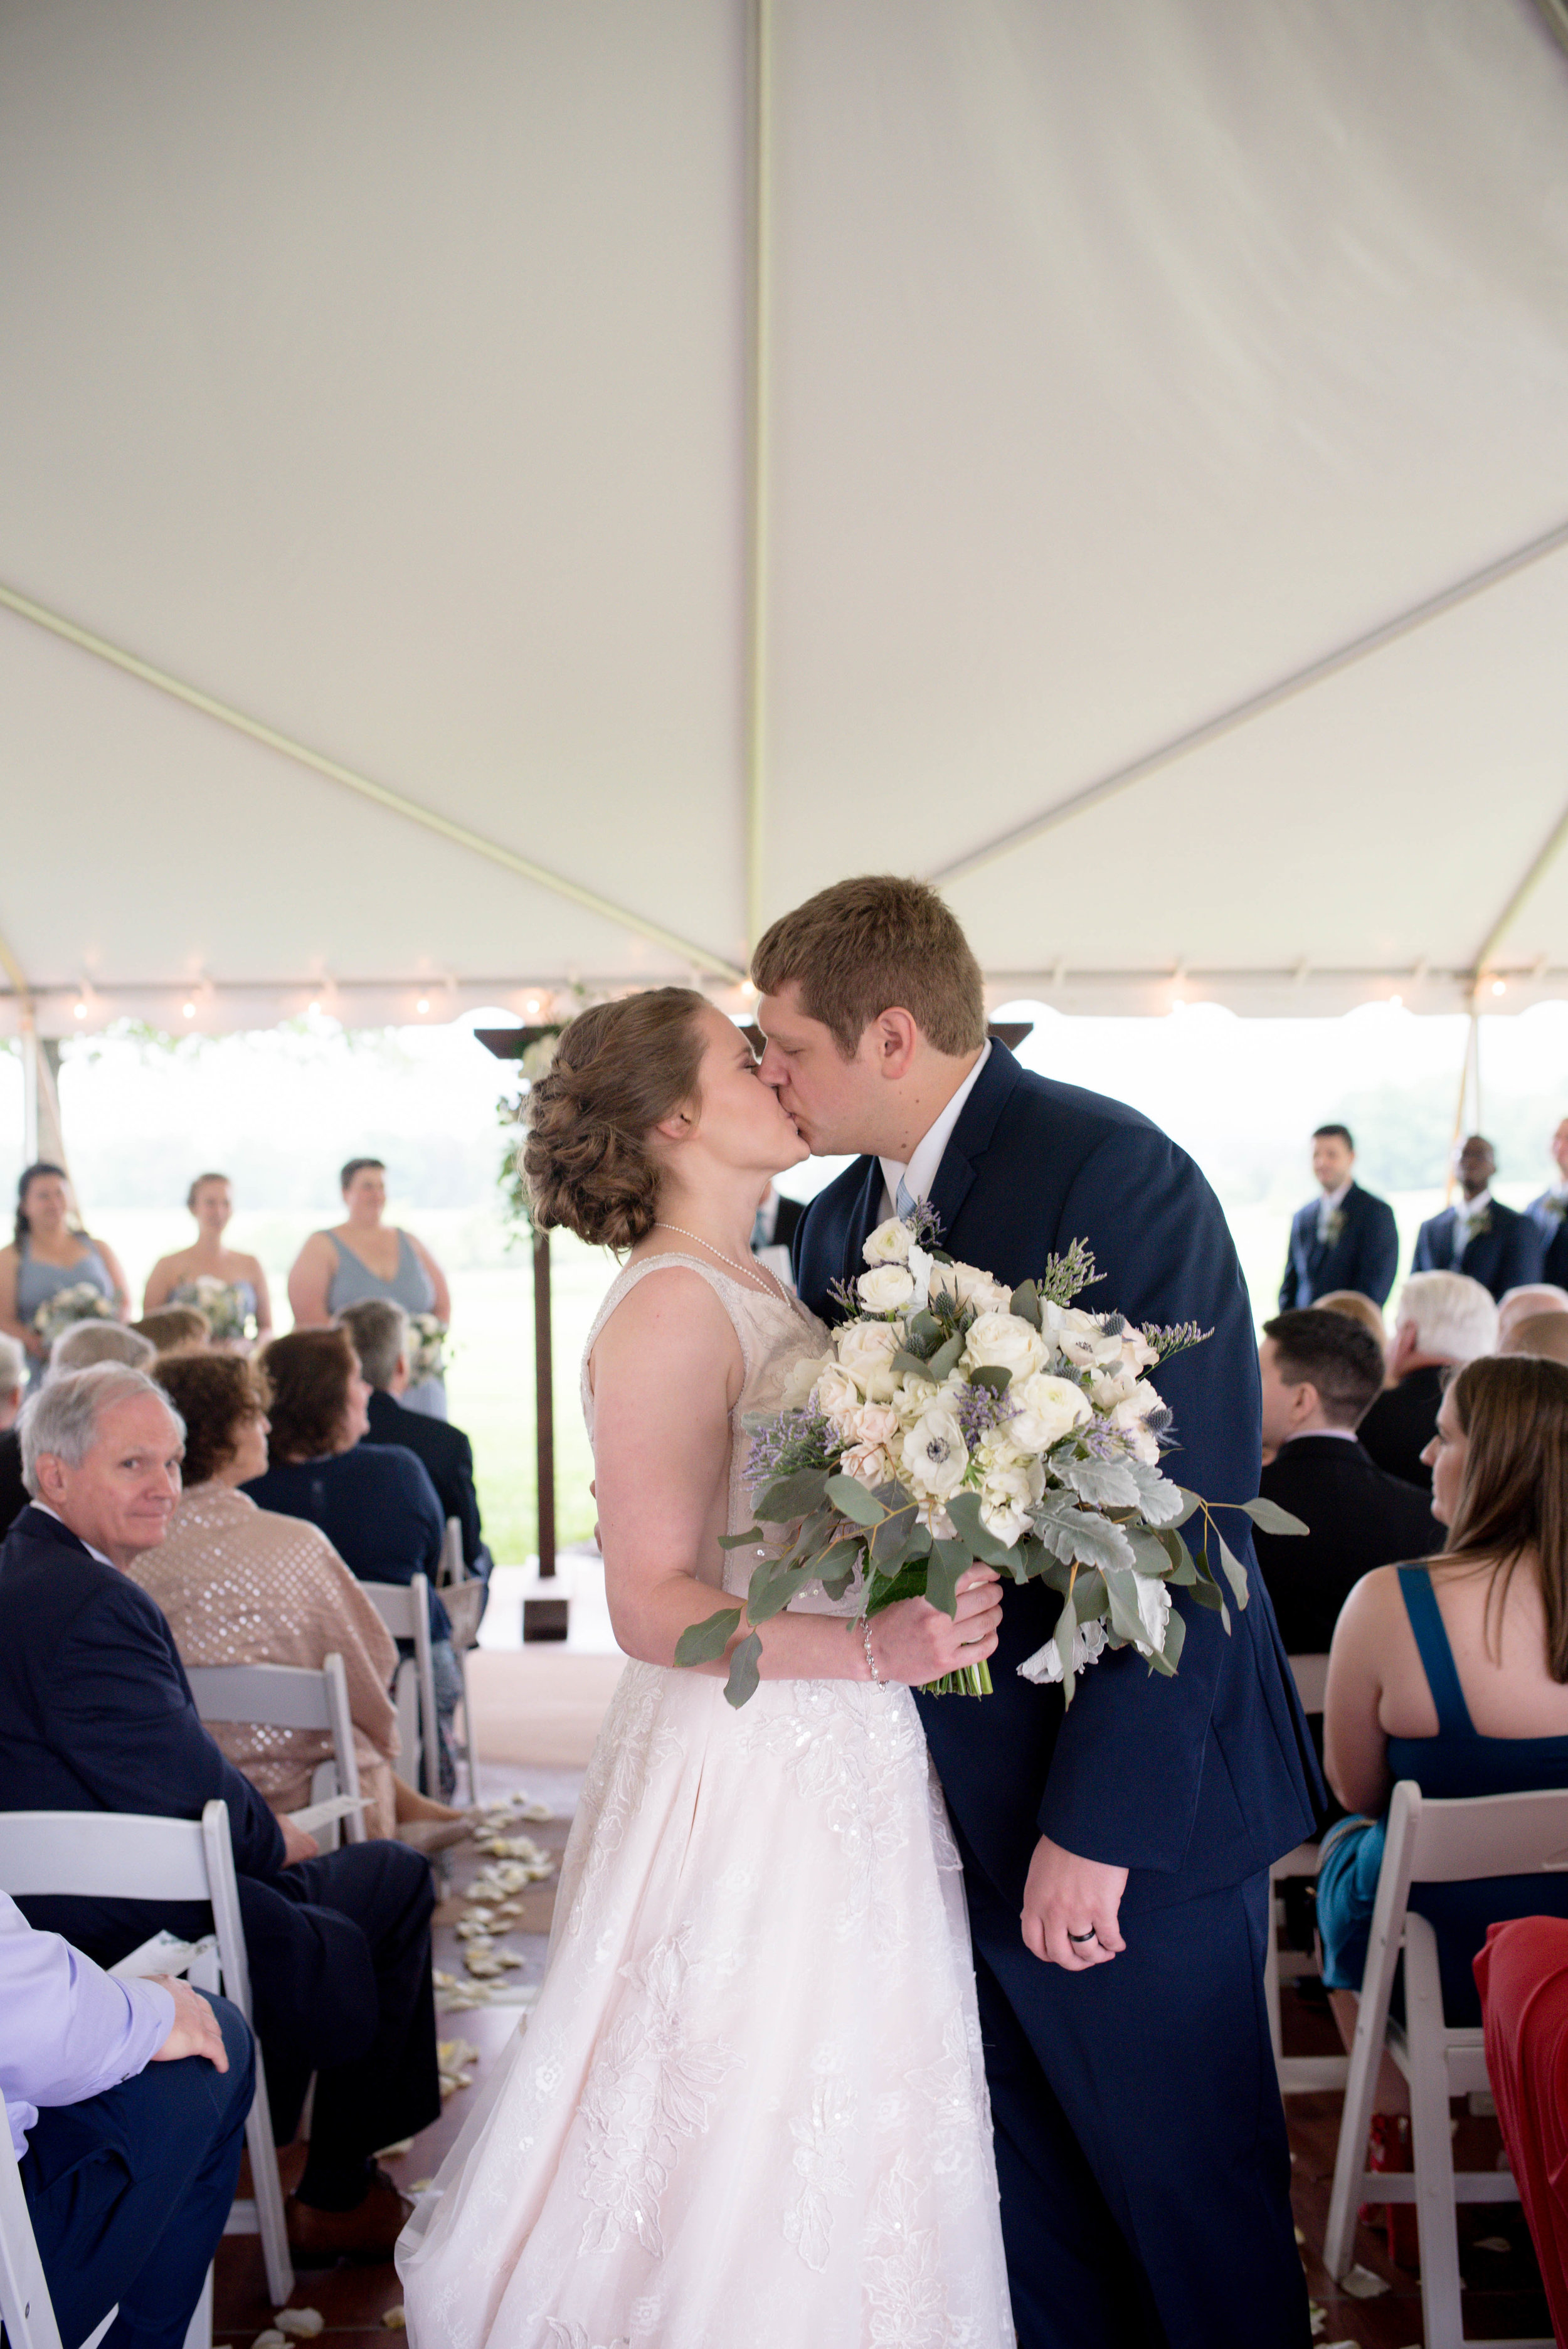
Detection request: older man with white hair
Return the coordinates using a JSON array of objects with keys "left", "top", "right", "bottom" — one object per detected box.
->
[
  {"left": 1496, "top": 1282, "right": 1568, "bottom": 1351},
  {"left": 0, "top": 1365, "right": 442, "bottom": 2265},
  {"left": 46, "top": 1318, "right": 156, "bottom": 1378},
  {"left": 1359, "top": 1270, "right": 1499, "bottom": 1490}
]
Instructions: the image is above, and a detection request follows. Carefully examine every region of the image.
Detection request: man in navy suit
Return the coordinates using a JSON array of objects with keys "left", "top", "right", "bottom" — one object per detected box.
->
[
  {"left": 1412, "top": 1134, "right": 1543, "bottom": 1301},
  {"left": 755, "top": 876, "right": 1317, "bottom": 2349},
  {"left": 1278, "top": 1123, "right": 1399, "bottom": 1310},
  {"left": 0, "top": 1364, "right": 441, "bottom": 2266},
  {"left": 1527, "top": 1119, "right": 1568, "bottom": 1291}
]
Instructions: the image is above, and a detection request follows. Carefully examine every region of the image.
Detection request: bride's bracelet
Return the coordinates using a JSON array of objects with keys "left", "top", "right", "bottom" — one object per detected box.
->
[{"left": 860, "top": 1615, "right": 884, "bottom": 1688}]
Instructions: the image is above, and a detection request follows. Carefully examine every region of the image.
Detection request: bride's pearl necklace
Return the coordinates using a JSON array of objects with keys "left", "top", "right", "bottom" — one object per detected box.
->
[{"left": 653, "top": 1223, "right": 786, "bottom": 1302}]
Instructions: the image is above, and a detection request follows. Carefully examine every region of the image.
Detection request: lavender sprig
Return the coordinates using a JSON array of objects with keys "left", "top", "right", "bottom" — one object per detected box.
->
[
  {"left": 746, "top": 1408, "right": 835, "bottom": 1485},
  {"left": 1037, "top": 1240, "right": 1102, "bottom": 1308},
  {"left": 952, "top": 1383, "right": 1017, "bottom": 1445},
  {"left": 1140, "top": 1320, "right": 1213, "bottom": 1364}
]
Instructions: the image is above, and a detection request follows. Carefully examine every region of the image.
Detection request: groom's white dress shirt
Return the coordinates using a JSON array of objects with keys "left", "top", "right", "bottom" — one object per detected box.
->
[{"left": 878, "top": 1041, "right": 992, "bottom": 1224}]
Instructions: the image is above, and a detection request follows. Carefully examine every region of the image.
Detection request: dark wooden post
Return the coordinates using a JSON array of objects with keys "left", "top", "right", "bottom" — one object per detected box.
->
[{"left": 533, "top": 1226, "right": 556, "bottom": 1579}]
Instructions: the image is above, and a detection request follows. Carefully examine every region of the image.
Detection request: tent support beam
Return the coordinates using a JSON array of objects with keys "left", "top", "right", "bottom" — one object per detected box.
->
[
  {"left": 0, "top": 581, "right": 746, "bottom": 984},
  {"left": 1467, "top": 788, "right": 1568, "bottom": 992},
  {"left": 742, "top": 0, "right": 773, "bottom": 950},
  {"left": 926, "top": 514, "right": 1568, "bottom": 889},
  {"left": 0, "top": 921, "right": 69, "bottom": 1170}
]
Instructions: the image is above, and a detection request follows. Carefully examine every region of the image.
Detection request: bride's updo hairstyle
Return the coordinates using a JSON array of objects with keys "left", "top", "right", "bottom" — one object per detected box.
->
[{"left": 524, "top": 987, "right": 711, "bottom": 1249}]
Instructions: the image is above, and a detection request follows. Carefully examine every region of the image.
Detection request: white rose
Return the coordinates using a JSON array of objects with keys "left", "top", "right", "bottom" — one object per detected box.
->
[
  {"left": 857, "top": 1263, "right": 917, "bottom": 1313},
  {"left": 846, "top": 1403, "right": 902, "bottom": 1451},
  {"left": 1120, "top": 1327, "right": 1159, "bottom": 1374},
  {"left": 812, "top": 1362, "right": 864, "bottom": 1433},
  {"left": 1006, "top": 1371, "right": 1093, "bottom": 1453},
  {"left": 1110, "top": 1378, "right": 1167, "bottom": 1466},
  {"left": 963, "top": 1312, "right": 1047, "bottom": 1381},
  {"left": 862, "top": 1216, "right": 912, "bottom": 1266},
  {"left": 891, "top": 1373, "right": 941, "bottom": 1425},
  {"left": 778, "top": 1350, "right": 830, "bottom": 1414},
  {"left": 1088, "top": 1365, "right": 1138, "bottom": 1409},
  {"left": 978, "top": 1456, "right": 1045, "bottom": 1546},
  {"left": 840, "top": 1440, "right": 893, "bottom": 1488},
  {"left": 835, "top": 1318, "right": 906, "bottom": 1403},
  {"left": 901, "top": 1406, "right": 970, "bottom": 1500},
  {"left": 1045, "top": 1305, "right": 1124, "bottom": 1369},
  {"left": 928, "top": 1259, "right": 1014, "bottom": 1316}
]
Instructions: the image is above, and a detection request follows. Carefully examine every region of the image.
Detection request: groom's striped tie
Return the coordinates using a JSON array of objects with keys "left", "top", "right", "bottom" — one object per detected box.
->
[{"left": 896, "top": 1177, "right": 918, "bottom": 1223}]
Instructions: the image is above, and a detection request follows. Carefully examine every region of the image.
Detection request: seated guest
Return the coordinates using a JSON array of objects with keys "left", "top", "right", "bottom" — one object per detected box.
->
[
  {"left": 1475, "top": 1916, "right": 1568, "bottom": 2348},
  {"left": 134, "top": 1351, "right": 465, "bottom": 1850},
  {"left": 1498, "top": 1281, "right": 1568, "bottom": 1349},
  {"left": 1502, "top": 1310, "right": 1568, "bottom": 1367},
  {"left": 336, "top": 1298, "right": 487, "bottom": 1580},
  {"left": 1359, "top": 1271, "right": 1498, "bottom": 1489},
  {"left": 1318, "top": 1355, "right": 1568, "bottom": 2050},
  {"left": 0, "top": 1365, "right": 440, "bottom": 2262},
  {"left": 241, "top": 1328, "right": 458, "bottom": 1796},
  {"left": 0, "top": 1332, "right": 23, "bottom": 1536},
  {"left": 1313, "top": 1288, "right": 1388, "bottom": 1347},
  {"left": 1256, "top": 1310, "right": 1443, "bottom": 1657},
  {"left": 1527, "top": 1118, "right": 1568, "bottom": 1291},
  {"left": 48, "top": 1320, "right": 156, "bottom": 1376},
  {"left": 1279, "top": 1125, "right": 1399, "bottom": 1312},
  {"left": 1412, "top": 1133, "right": 1544, "bottom": 1300},
  {"left": 2, "top": 1892, "right": 253, "bottom": 2349},
  {"left": 132, "top": 1304, "right": 209, "bottom": 1355}
]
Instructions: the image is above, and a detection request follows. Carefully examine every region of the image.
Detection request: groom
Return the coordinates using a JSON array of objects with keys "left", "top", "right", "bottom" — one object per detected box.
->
[{"left": 754, "top": 876, "right": 1318, "bottom": 2349}]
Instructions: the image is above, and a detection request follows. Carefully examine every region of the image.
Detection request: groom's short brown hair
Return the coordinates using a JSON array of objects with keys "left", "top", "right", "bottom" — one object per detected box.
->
[{"left": 751, "top": 875, "right": 987, "bottom": 1058}]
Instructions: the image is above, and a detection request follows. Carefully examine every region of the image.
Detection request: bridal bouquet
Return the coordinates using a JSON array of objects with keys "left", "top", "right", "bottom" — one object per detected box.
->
[
  {"left": 34, "top": 1284, "right": 116, "bottom": 1348},
  {"left": 178, "top": 1276, "right": 251, "bottom": 1343},
  {"left": 676, "top": 1210, "right": 1301, "bottom": 1709},
  {"left": 407, "top": 1313, "right": 451, "bottom": 1382}
]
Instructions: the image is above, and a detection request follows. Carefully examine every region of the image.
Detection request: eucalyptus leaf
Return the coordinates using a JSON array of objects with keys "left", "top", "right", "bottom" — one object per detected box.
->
[
  {"left": 1163, "top": 1602, "right": 1186, "bottom": 1670},
  {"left": 818, "top": 1564, "right": 857, "bottom": 1602},
  {"left": 866, "top": 1561, "right": 928, "bottom": 1615},
  {"left": 825, "top": 1475, "right": 883, "bottom": 1525},
  {"left": 746, "top": 1562, "right": 809, "bottom": 1623},
  {"left": 1101, "top": 1564, "right": 1148, "bottom": 1648},
  {"left": 906, "top": 1309, "right": 941, "bottom": 1345},
  {"left": 970, "top": 1364, "right": 1014, "bottom": 1395},
  {"left": 1157, "top": 1527, "right": 1197, "bottom": 1584},
  {"left": 674, "top": 1606, "right": 743, "bottom": 1667},
  {"left": 717, "top": 1526, "right": 764, "bottom": 1551},
  {"left": 1070, "top": 1565, "right": 1108, "bottom": 1622},
  {"left": 1169, "top": 1487, "right": 1204, "bottom": 1528},
  {"left": 1241, "top": 1495, "right": 1310, "bottom": 1537},
  {"left": 946, "top": 1490, "right": 1027, "bottom": 1567},
  {"left": 754, "top": 1466, "right": 831, "bottom": 1522},
  {"left": 723, "top": 1630, "right": 763, "bottom": 1709},
  {"left": 871, "top": 1507, "right": 918, "bottom": 1570},
  {"left": 892, "top": 1349, "right": 937, "bottom": 1382},
  {"left": 1216, "top": 1535, "right": 1250, "bottom": 1610},
  {"left": 1186, "top": 1572, "right": 1225, "bottom": 1613},
  {"left": 1053, "top": 1582, "right": 1079, "bottom": 1710},
  {"left": 1010, "top": 1280, "right": 1042, "bottom": 1327},
  {"left": 1128, "top": 1525, "right": 1177, "bottom": 1579},
  {"left": 1143, "top": 1645, "right": 1177, "bottom": 1677},
  {"left": 1059, "top": 1455, "right": 1141, "bottom": 1510},
  {"left": 810, "top": 1537, "right": 867, "bottom": 1582},
  {"left": 926, "top": 1538, "right": 968, "bottom": 1618},
  {"left": 926, "top": 1332, "right": 966, "bottom": 1381}
]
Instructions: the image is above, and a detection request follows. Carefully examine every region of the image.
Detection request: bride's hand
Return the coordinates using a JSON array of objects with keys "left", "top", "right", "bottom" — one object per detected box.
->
[{"left": 869, "top": 1568, "right": 1003, "bottom": 1685}]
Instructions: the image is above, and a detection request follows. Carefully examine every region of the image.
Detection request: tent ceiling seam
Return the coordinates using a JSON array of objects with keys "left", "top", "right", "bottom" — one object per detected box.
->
[
  {"left": 924, "top": 514, "right": 1568, "bottom": 889},
  {"left": 1468, "top": 784, "right": 1568, "bottom": 990},
  {"left": 0, "top": 580, "right": 746, "bottom": 984},
  {"left": 742, "top": 0, "right": 773, "bottom": 953}
]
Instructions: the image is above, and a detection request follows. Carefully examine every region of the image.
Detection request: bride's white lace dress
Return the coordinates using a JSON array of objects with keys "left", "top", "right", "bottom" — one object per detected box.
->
[{"left": 398, "top": 1255, "right": 1014, "bottom": 2349}]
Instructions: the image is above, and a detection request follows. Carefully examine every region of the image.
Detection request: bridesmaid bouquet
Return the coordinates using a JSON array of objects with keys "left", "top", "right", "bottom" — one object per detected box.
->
[
  {"left": 179, "top": 1276, "right": 251, "bottom": 1342},
  {"left": 406, "top": 1313, "right": 451, "bottom": 1382},
  {"left": 33, "top": 1285, "right": 115, "bottom": 1348},
  {"left": 675, "top": 1210, "right": 1301, "bottom": 1709}
]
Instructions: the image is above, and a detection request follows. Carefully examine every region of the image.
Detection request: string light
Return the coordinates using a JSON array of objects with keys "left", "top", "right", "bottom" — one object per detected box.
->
[
  {"left": 416, "top": 997, "right": 430, "bottom": 1015},
  {"left": 1389, "top": 994, "right": 1403, "bottom": 1008},
  {"left": 73, "top": 1001, "right": 86, "bottom": 1020},
  {"left": 182, "top": 1001, "right": 196, "bottom": 1020},
  {"left": 1491, "top": 978, "right": 1507, "bottom": 997},
  {"left": 308, "top": 999, "right": 320, "bottom": 1015}
]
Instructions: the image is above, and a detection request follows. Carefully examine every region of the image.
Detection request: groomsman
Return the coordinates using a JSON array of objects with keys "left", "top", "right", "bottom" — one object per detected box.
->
[
  {"left": 1412, "top": 1133, "right": 1543, "bottom": 1301},
  {"left": 1527, "top": 1119, "right": 1568, "bottom": 1289},
  {"left": 1278, "top": 1124, "right": 1398, "bottom": 1311}
]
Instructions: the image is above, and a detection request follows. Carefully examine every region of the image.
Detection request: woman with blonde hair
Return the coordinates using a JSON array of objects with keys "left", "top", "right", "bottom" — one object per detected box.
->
[
  {"left": 1320, "top": 1353, "right": 1568, "bottom": 2038},
  {"left": 142, "top": 1172, "right": 272, "bottom": 1349}
]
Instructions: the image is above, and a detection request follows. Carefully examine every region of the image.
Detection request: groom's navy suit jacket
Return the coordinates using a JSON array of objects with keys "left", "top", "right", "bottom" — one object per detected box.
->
[
  {"left": 1278, "top": 1180, "right": 1399, "bottom": 1311},
  {"left": 795, "top": 1044, "right": 1318, "bottom": 1919}
]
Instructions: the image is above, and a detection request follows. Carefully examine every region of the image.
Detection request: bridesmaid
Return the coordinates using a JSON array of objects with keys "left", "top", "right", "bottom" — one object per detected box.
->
[
  {"left": 0, "top": 1163, "right": 130, "bottom": 1381},
  {"left": 288, "top": 1157, "right": 452, "bottom": 1417},
  {"left": 143, "top": 1172, "right": 273, "bottom": 1350}
]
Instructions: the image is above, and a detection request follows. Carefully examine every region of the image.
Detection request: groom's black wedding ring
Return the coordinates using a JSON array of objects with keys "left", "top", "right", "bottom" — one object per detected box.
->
[{"left": 1066, "top": 1927, "right": 1098, "bottom": 1944}]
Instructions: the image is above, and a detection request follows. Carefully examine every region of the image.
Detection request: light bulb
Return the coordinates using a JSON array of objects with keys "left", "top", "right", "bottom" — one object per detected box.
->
[
  {"left": 1389, "top": 994, "right": 1403, "bottom": 1009},
  {"left": 73, "top": 1002, "right": 87, "bottom": 1020},
  {"left": 416, "top": 997, "right": 430, "bottom": 1015},
  {"left": 1491, "top": 978, "right": 1507, "bottom": 997},
  {"left": 182, "top": 1002, "right": 196, "bottom": 1019}
]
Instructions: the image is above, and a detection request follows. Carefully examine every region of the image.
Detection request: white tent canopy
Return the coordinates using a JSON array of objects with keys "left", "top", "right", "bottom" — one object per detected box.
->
[{"left": 4, "top": 0, "right": 1568, "bottom": 1035}]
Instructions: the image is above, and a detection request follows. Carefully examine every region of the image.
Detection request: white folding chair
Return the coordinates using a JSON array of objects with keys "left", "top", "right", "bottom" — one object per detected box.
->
[
  {"left": 359, "top": 1575, "right": 440, "bottom": 1800},
  {"left": 0, "top": 1801, "right": 294, "bottom": 2324},
  {"left": 1264, "top": 1652, "right": 1350, "bottom": 2093},
  {"left": 185, "top": 1657, "right": 366, "bottom": 1847},
  {"left": 1322, "top": 1779, "right": 1568, "bottom": 2349},
  {"left": 435, "top": 1519, "right": 482, "bottom": 1805},
  {"left": 0, "top": 2120, "right": 127, "bottom": 2349}
]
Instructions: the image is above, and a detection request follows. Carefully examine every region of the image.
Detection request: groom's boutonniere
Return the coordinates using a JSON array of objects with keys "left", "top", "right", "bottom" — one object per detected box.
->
[{"left": 1318, "top": 1208, "right": 1346, "bottom": 1251}]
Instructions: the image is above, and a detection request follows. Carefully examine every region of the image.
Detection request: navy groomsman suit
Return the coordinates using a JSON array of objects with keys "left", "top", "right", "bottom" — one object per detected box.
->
[
  {"left": 795, "top": 1043, "right": 1318, "bottom": 2349},
  {"left": 1527, "top": 1189, "right": 1568, "bottom": 1290},
  {"left": 1411, "top": 1198, "right": 1542, "bottom": 1300},
  {"left": 1278, "top": 1179, "right": 1399, "bottom": 1310}
]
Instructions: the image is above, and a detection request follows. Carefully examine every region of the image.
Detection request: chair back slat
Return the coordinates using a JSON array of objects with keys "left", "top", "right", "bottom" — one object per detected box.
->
[
  {"left": 186, "top": 1662, "right": 332, "bottom": 1733},
  {"left": 0, "top": 1812, "right": 211, "bottom": 1903},
  {"left": 0, "top": 2120, "right": 65, "bottom": 2349},
  {"left": 1406, "top": 1784, "right": 1568, "bottom": 1884},
  {"left": 358, "top": 1577, "right": 421, "bottom": 1640}
]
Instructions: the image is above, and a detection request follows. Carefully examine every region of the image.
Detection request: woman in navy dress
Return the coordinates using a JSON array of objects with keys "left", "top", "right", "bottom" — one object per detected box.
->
[{"left": 1319, "top": 1352, "right": 1568, "bottom": 2046}]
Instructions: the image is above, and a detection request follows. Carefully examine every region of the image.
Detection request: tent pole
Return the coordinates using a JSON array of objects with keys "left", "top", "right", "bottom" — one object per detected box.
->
[
  {"left": 1446, "top": 1012, "right": 1480, "bottom": 1202},
  {"left": 533, "top": 1229, "right": 556, "bottom": 1584},
  {"left": 743, "top": 0, "right": 773, "bottom": 950}
]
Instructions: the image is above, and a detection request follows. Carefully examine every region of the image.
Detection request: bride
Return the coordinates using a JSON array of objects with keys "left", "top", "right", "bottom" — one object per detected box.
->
[{"left": 397, "top": 987, "right": 1013, "bottom": 2348}]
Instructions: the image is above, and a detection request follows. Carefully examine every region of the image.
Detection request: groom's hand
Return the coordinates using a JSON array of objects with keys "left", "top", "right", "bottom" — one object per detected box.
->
[{"left": 1021, "top": 1836, "right": 1128, "bottom": 1970}]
